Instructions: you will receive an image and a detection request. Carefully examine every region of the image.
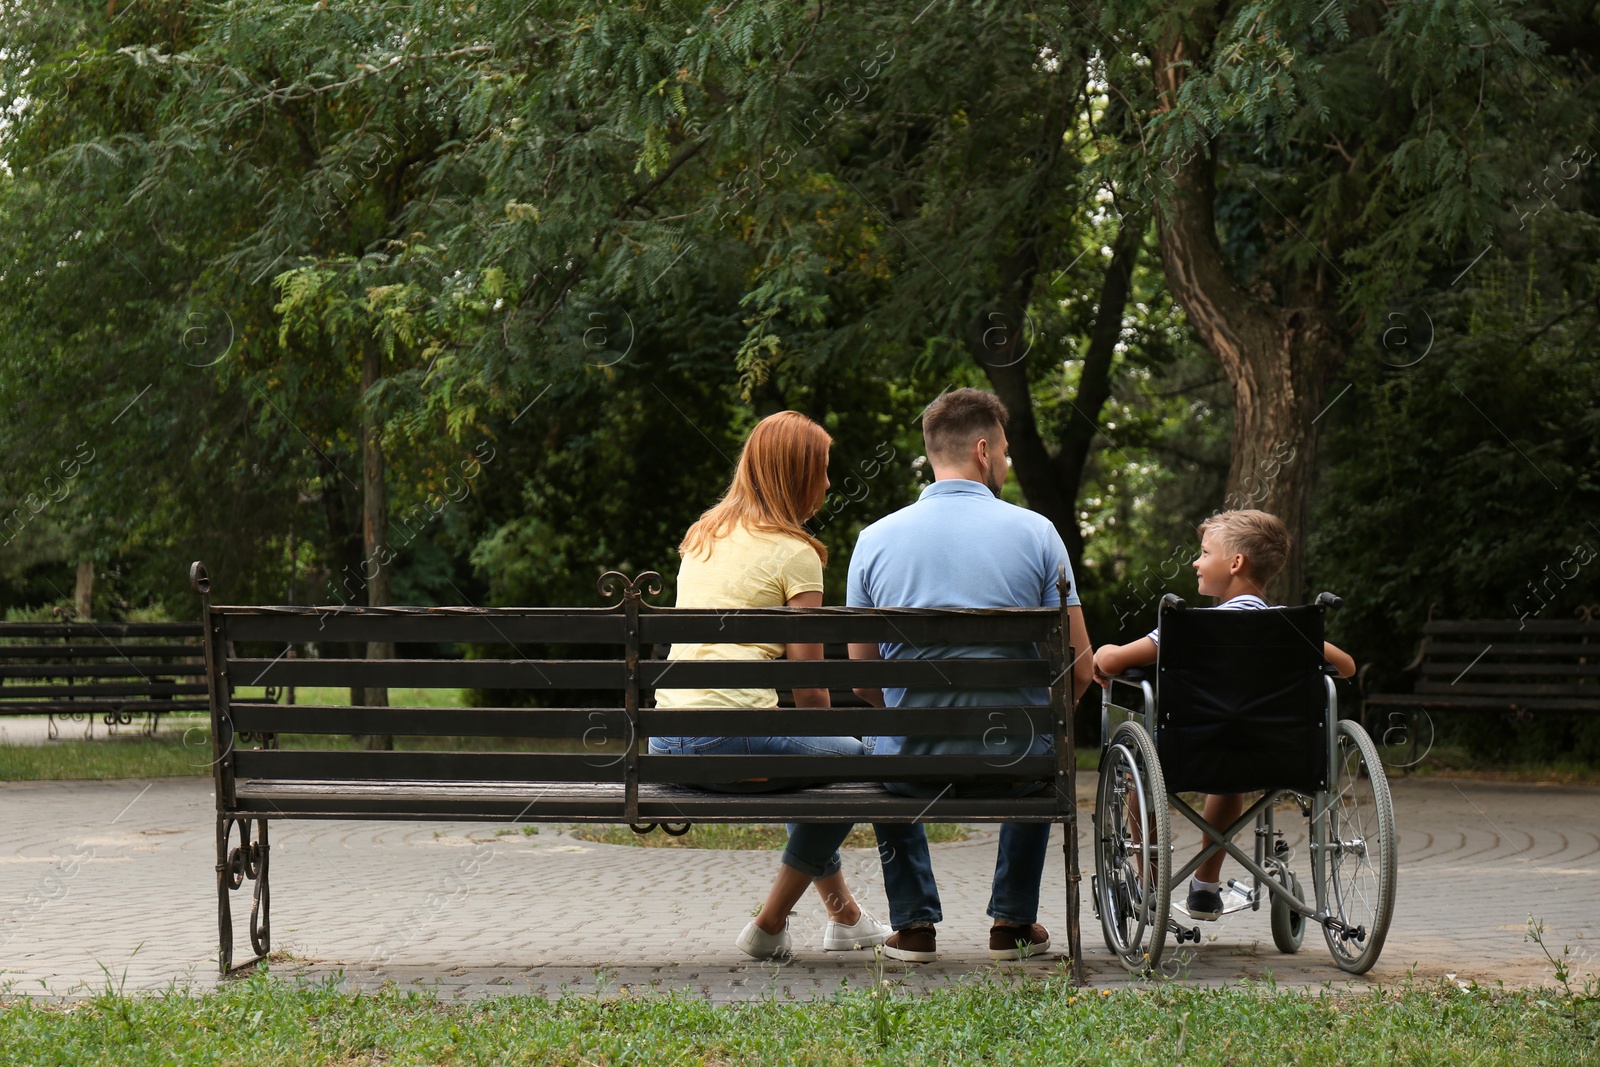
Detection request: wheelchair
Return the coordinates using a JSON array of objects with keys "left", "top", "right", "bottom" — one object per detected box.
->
[{"left": 1092, "top": 593, "right": 1397, "bottom": 975}]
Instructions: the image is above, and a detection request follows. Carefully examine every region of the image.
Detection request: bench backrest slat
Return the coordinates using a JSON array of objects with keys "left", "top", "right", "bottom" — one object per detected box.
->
[
  {"left": 0, "top": 682, "right": 207, "bottom": 699},
  {"left": 227, "top": 703, "right": 1053, "bottom": 740},
  {"left": 228, "top": 656, "right": 1051, "bottom": 691},
  {"left": 0, "top": 644, "right": 202, "bottom": 659},
  {"left": 230, "top": 703, "right": 633, "bottom": 738},
  {"left": 639, "top": 610, "right": 1053, "bottom": 645},
  {"left": 1422, "top": 619, "right": 1600, "bottom": 637},
  {"left": 0, "top": 663, "right": 204, "bottom": 679},
  {"left": 224, "top": 610, "right": 629, "bottom": 644}
]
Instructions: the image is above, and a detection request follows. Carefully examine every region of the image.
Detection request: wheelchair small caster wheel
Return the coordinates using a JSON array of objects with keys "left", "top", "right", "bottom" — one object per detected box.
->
[{"left": 1270, "top": 873, "right": 1307, "bottom": 954}]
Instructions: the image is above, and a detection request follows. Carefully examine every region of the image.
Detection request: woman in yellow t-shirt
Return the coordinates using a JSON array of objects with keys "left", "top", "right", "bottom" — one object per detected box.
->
[{"left": 650, "top": 411, "right": 891, "bottom": 959}]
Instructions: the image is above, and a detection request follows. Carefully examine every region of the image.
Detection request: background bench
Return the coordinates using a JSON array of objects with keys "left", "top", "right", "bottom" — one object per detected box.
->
[
  {"left": 0, "top": 621, "right": 206, "bottom": 738},
  {"left": 192, "top": 563, "right": 1083, "bottom": 980},
  {"left": 1361, "top": 615, "right": 1600, "bottom": 764}
]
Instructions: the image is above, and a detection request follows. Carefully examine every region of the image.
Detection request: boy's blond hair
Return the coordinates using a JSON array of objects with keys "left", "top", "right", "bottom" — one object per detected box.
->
[{"left": 1198, "top": 509, "right": 1291, "bottom": 582}]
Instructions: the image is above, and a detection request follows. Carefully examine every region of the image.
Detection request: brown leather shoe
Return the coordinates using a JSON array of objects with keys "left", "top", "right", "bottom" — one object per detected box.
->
[
  {"left": 989, "top": 922, "right": 1051, "bottom": 960},
  {"left": 882, "top": 925, "right": 937, "bottom": 963}
]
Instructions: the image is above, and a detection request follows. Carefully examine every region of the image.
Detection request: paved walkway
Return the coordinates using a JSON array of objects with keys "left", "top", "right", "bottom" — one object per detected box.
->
[{"left": 1, "top": 776, "right": 1594, "bottom": 1001}]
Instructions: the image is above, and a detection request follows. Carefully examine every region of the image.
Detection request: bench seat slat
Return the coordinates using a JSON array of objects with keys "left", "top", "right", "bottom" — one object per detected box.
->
[
  {"left": 233, "top": 750, "right": 626, "bottom": 783},
  {"left": 228, "top": 780, "right": 1065, "bottom": 822}
]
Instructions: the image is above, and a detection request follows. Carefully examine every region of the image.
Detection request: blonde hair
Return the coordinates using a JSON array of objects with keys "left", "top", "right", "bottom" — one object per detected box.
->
[
  {"left": 680, "top": 411, "right": 832, "bottom": 565},
  {"left": 1198, "top": 509, "right": 1290, "bottom": 582}
]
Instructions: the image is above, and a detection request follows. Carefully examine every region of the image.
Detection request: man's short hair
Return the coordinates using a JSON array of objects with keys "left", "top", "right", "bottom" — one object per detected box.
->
[
  {"left": 1198, "top": 509, "right": 1291, "bottom": 582},
  {"left": 922, "top": 388, "right": 1009, "bottom": 460}
]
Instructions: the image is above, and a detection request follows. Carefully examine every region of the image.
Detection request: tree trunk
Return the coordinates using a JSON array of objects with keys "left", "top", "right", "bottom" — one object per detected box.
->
[
  {"left": 361, "top": 344, "right": 394, "bottom": 750},
  {"left": 974, "top": 212, "right": 1144, "bottom": 592},
  {"left": 1150, "top": 72, "right": 1343, "bottom": 603},
  {"left": 74, "top": 560, "right": 94, "bottom": 620}
]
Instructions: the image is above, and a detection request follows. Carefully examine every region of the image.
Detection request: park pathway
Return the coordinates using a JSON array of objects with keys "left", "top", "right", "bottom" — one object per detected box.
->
[{"left": 1, "top": 775, "right": 1594, "bottom": 1002}]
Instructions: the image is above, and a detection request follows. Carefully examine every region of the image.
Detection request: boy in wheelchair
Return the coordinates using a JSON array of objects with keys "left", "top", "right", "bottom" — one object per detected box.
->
[{"left": 1092, "top": 509, "right": 1355, "bottom": 921}]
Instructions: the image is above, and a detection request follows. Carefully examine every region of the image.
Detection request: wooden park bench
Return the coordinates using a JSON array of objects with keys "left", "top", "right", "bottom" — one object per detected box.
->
[
  {"left": 190, "top": 562, "right": 1085, "bottom": 980},
  {"left": 1360, "top": 613, "right": 1600, "bottom": 764},
  {"left": 0, "top": 621, "right": 206, "bottom": 738}
]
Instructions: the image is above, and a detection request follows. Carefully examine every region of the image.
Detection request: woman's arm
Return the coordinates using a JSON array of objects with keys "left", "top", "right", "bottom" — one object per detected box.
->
[
  {"left": 847, "top": 640, "right": 886, "bottom": 708},
  {"left": 785, "top": 590, "right": 829, "bottom": 708}
]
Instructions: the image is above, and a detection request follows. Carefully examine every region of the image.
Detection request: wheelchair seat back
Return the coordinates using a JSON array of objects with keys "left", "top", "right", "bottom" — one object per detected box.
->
[{"left": 1154, "top": 600, "right": 1330, "bottom": 796}]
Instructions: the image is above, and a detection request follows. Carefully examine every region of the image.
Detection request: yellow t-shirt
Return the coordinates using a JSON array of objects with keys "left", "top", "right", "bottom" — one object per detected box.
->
[{"left": 653, "top": 525, "right": 824, "bottom": 709}]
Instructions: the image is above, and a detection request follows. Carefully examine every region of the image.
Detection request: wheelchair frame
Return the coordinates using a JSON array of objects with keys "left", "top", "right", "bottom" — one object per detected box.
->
[{"left": 1092, "top": 593, "right": 1397, "bottom": 976}]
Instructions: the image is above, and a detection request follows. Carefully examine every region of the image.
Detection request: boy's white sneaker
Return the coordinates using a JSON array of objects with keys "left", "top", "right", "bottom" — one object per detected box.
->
[{"left": 822, "top": 911, "right": 891, "bottom": 951}]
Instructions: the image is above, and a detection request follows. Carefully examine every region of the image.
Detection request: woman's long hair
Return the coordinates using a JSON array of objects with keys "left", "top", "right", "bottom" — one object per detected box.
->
[{"left": 680, "top": 411, "right": 831, "bottom": 565}]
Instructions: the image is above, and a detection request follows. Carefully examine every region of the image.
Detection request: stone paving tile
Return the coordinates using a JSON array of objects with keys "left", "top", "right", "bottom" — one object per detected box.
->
[{"left": 1, "top": 776, "right": 1594, "bottom": 1001}]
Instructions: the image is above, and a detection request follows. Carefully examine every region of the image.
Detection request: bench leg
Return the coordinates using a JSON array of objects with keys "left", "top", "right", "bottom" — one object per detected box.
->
[
  {"left": 1063, "top": 816, "right": 1083, "bottom": 985},
  {"left": 216, "top": 816, "right": 270, "bottom": 974}
]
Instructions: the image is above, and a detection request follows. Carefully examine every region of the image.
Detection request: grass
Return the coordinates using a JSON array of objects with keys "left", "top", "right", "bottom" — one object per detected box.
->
[
  {"left": 562, "top": 822, "right": 972, "bottom": 850},
  {"left": 1, "top": 970, "right": 1595, "bottom": 1066}
]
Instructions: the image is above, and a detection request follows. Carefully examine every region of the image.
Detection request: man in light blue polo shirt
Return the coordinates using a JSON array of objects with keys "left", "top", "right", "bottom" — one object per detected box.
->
[{"left": 847, "top": 387, "right": 1094, "bottom": 963}]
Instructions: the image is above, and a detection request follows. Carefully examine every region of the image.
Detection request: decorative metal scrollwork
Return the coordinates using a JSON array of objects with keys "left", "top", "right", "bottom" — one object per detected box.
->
[
  {"left": 217, "top": 815, "right": 270, "bottom": 971},
  {"left": 662, "top": 822, "right": 692, "bottom": 837},
  {"left": 596, "top": 570, "right": 665, "bottom": 604}
]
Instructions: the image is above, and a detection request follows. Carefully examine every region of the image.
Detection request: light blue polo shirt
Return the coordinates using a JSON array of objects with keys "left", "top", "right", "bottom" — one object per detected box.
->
[{"left": 846, "top": 478, "right": 1079, "bottom": 758}]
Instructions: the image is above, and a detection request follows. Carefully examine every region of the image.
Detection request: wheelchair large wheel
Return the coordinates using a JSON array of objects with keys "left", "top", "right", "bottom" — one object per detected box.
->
[
  {"left": 1317, "top": 720, "right": 1397, "bottom": 974},
  {"left": 1094, "top": 721, "right": 1170, "bottom": 973}
]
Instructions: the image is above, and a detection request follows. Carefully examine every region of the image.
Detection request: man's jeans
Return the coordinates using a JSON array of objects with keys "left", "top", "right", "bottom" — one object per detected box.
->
[{"left": 867, "top": 730, "right": 1055, "bottom": 928}]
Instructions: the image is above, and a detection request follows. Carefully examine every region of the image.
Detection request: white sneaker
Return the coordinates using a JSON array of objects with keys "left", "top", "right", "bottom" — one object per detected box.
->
[
  {"left": 822, "top": 910, "right": 892, "bottom": 951},
  {"left": 736, "top": 919, "right": 792, "bottom": 960}
]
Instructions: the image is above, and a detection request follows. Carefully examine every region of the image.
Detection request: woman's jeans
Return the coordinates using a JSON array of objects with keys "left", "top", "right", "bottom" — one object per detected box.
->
[{"left": 649, "top": 735, "right": 876, "bottom": 883}]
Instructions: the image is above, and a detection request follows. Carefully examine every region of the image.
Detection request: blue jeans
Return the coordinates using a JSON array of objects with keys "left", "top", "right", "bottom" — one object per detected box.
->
[
  {"left": 649, "top": 733, "right": 869, "bottom": 875},
  {"left": 866, "top": 729, "right": 1055, "bottom": 927}
]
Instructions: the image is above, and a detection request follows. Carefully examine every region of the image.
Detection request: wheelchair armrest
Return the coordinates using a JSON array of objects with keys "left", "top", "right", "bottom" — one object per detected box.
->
[{"left": 1113, "top": 666, "right": 1151, "bottom": 683}]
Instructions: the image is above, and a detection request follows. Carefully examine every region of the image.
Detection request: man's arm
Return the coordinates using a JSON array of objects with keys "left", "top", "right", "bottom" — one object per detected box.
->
[
  {"left": 847, "top": 641, "right": 886, "bottom": 707},
  {"left": 1067, "top": 605, "right": 1095, "bottom": 704}
]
